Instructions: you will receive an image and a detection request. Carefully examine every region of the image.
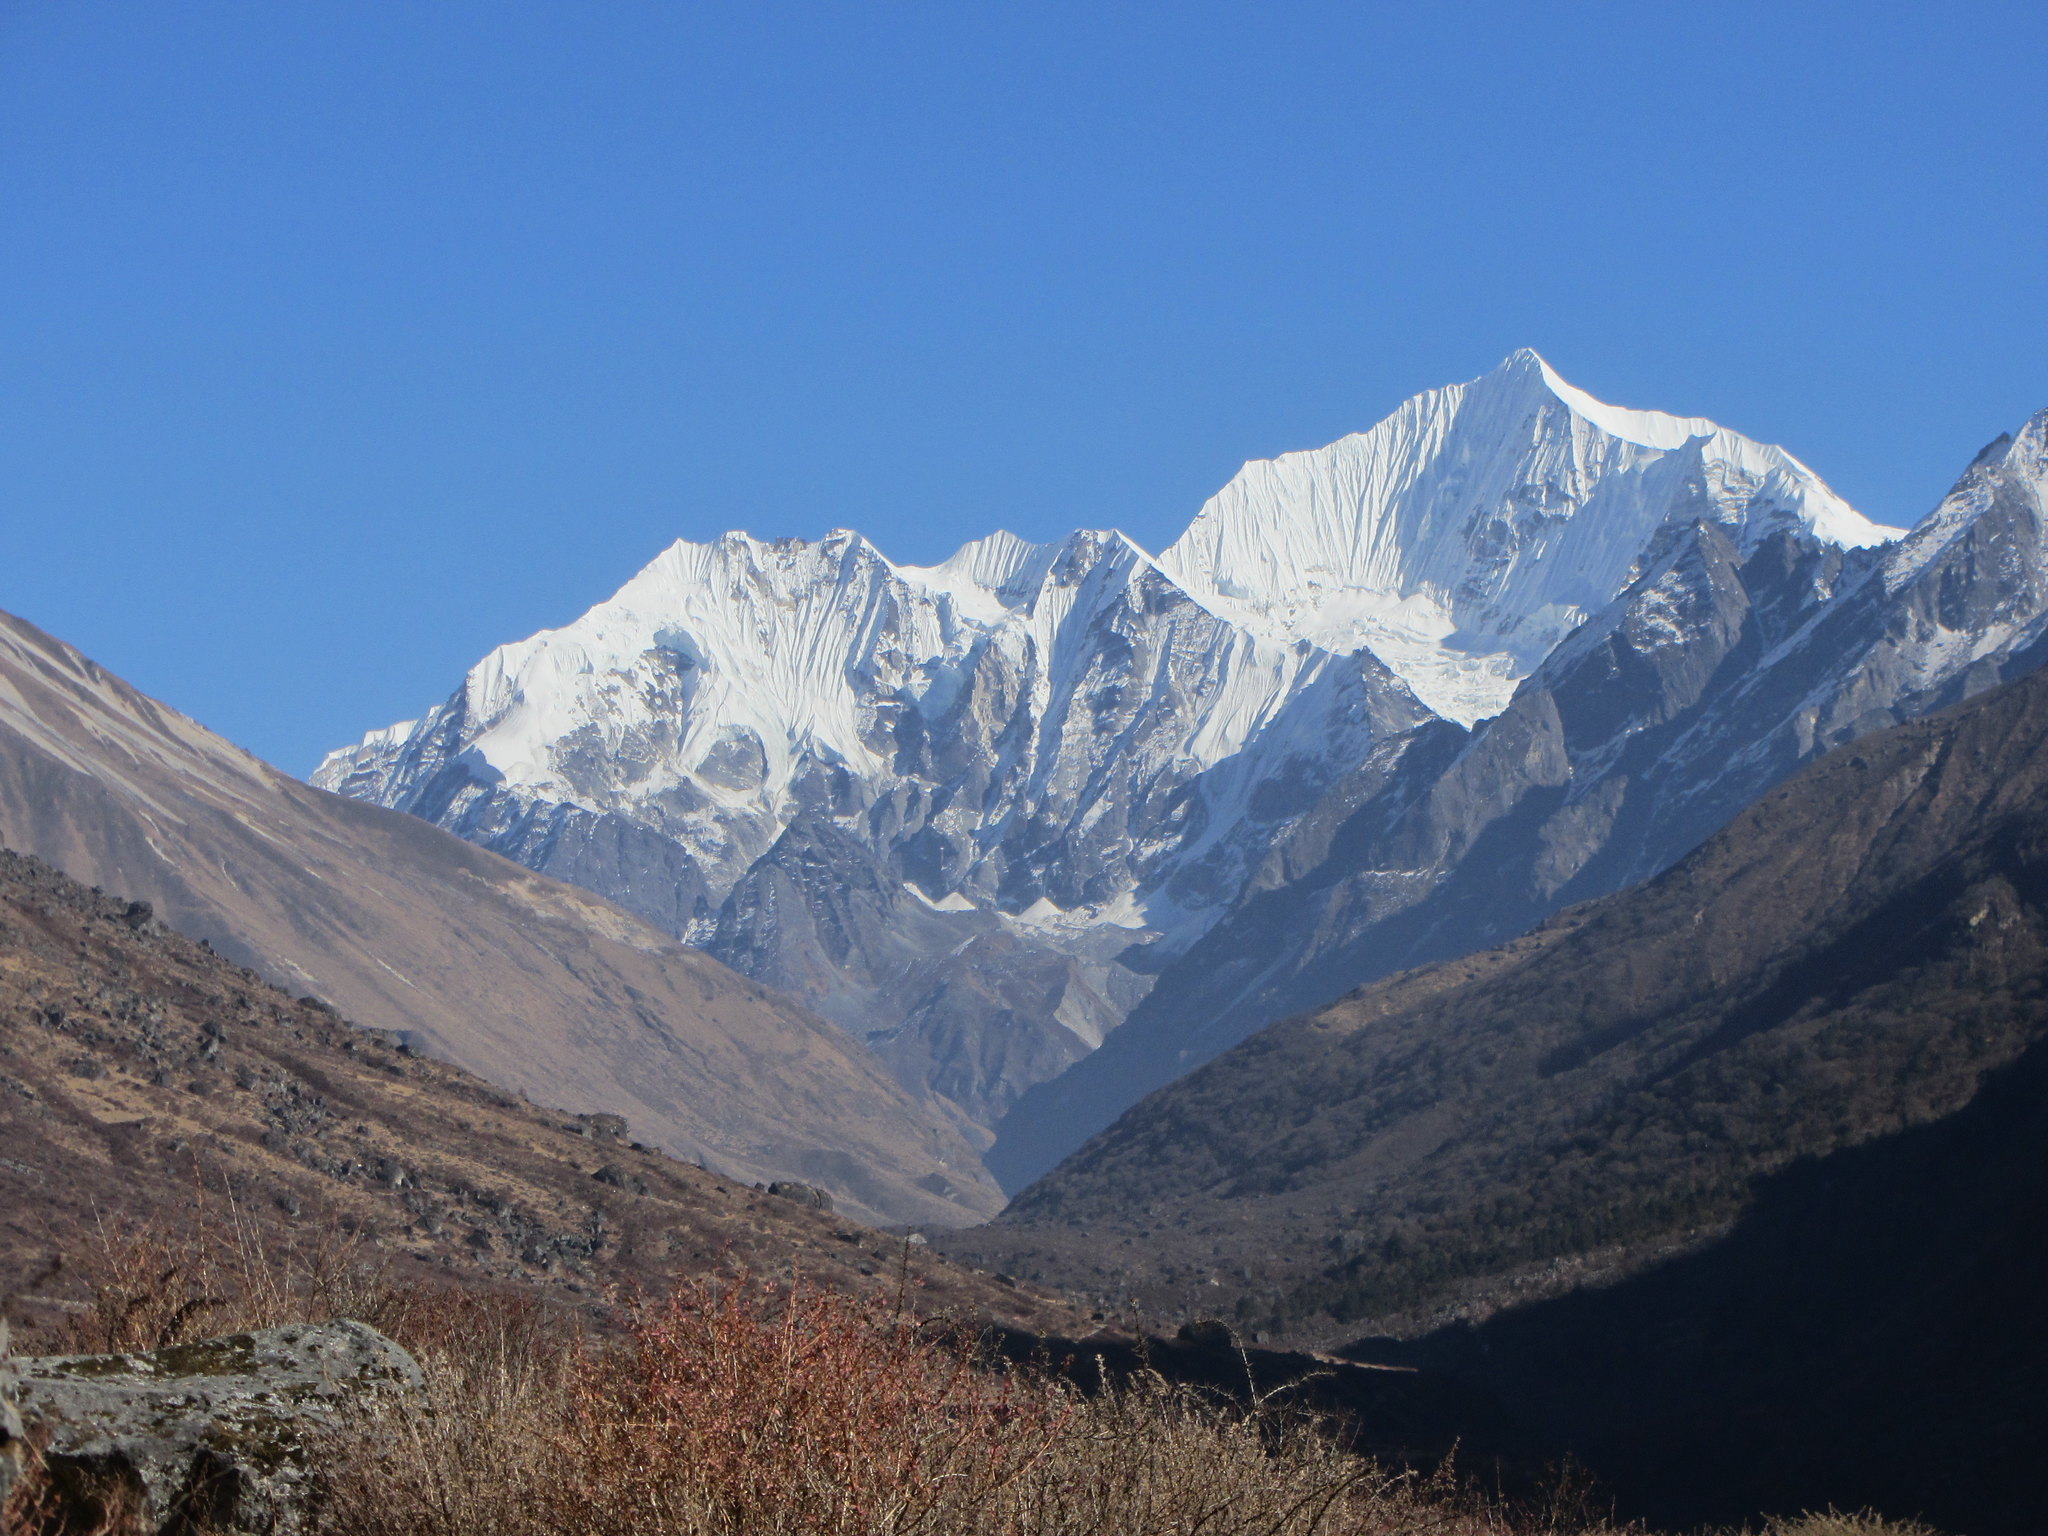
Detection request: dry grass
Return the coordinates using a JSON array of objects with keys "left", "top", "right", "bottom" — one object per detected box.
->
[
  {"left": 318, "top": 1273, "right": 1945, "bottom": 1536},
  {"left": 51, "top": 1207, "right": 399, "bottom": 1357}
]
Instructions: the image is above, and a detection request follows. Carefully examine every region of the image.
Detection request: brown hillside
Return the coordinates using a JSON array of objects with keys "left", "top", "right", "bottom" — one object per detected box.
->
[
  {"left": 0, "top": 610, "right": 999, "bottom": 1226},
  {"left": 0, "top": 844, "right": 1078, "bottom": 1335}
]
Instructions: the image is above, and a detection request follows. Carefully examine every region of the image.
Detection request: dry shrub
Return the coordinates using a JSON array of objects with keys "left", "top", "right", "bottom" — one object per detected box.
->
[
  {"left": 319, "top": 1272, "right": 1648, "bottom": 1536},
  {"left": 1, "top": 1446, "right": 146, "bottom": 1536},
  {"left": 312, "top": 1286, "right": 574, "bottom": 1536},
  {"left": 570, "top": 1275, "right": 1070, "bottom": 1534},
  {"left": 1006, "top": 1375, "right": 1470, "bottom": 1536}
]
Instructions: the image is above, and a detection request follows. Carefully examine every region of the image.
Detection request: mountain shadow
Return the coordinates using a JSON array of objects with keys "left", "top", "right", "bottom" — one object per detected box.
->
[{"left": 1350, "top": 1031, "right": 2048, "bottom": 1536}]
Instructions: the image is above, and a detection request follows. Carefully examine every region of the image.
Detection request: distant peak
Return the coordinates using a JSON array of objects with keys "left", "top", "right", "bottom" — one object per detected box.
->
[
  {"left": 2014, "top": 409, "right": 2048, "bottom": 461},
  {"left": 1492, "top": 346, "right": 1552, "bottom": 374},
  {"left": 899, "top": 528, "right": 1057, "bottom": 608},
  {"left": 1066, "top": 527, "right": 1151, "bottom": 558},
  {"left": 1970, "top": 432, "right": 2017, "bottom": 469}
]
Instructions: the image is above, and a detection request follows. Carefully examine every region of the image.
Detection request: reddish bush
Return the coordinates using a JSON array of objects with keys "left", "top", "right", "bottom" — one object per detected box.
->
[{"left": 563, "top": 1275, "right": 1067, "bottom": 1535}]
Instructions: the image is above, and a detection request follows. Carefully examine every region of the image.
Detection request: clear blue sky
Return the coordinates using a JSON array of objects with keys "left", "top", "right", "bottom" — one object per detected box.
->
[{"left": 4, "top": 2, "right": 2044, "bottom": 773}]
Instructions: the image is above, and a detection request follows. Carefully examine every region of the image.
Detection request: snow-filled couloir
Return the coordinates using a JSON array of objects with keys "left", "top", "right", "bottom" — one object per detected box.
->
[{"left": 316, "top": 351, "right": 1904, "bottom": 1134}]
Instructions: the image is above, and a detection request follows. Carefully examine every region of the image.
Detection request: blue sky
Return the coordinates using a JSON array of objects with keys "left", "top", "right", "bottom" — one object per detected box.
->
[{"left": 3, "top": 1, "right": 2044, "bottom": 773}]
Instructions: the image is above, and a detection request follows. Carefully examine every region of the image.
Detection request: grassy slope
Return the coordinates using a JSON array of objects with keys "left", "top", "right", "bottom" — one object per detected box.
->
[{"left": 0, "top": 609, "right": 1000, "bottom": 1226}]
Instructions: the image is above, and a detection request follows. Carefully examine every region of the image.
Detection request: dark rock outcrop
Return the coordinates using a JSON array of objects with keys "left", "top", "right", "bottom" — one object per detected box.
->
[{"left": 767, "top": 1179, "right": 834, "bottom": 1212}]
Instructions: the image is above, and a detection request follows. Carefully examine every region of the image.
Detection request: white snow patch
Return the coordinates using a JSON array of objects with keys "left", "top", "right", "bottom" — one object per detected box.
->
[
  {"left": 906, "top": 884, "right": 978, "bottom": 914},
  {"left": 1004, "top": 892, "right": 1150, "bottom": 932}
]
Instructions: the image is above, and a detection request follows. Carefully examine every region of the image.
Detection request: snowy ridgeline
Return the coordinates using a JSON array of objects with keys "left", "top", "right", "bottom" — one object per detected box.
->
[{"left": 315, "top": 351, "right": 1926, "bottom": 1140}]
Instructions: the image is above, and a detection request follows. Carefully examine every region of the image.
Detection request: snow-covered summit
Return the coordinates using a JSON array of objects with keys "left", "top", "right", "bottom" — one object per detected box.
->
[
  {"left": 1159, "top": 349, "right": 1901, "bottom": 723},
  {"left": 898, "top": 529, "right": 1061, "bottom": 617},
  {"left": 315, "top": 514, "right": 1355, "bottom": 908},
  {"left": 316, "top": 352, "right": 1908, "bottom": 1133}
]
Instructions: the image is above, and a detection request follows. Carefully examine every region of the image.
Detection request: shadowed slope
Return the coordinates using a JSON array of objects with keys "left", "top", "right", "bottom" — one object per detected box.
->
[{"left": 1357, "top": 1030, "right": 2048, "bottom": 1536}]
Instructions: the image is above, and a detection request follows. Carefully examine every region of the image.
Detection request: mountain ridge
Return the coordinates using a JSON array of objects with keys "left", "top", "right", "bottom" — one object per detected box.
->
[
  {"left": 987, "top": 407, "right": 2048, "bottom": 1189},
  {"left": 317, "top": 353, "right": 1895, "bottom": 1138},
  {"left": 946, "top": 628, "right": 2048, "bottom": 1342}
]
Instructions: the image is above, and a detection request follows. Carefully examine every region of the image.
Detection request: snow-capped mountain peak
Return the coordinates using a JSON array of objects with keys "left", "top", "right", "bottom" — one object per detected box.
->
[
  {"left": 899, "top": 530, "right": 1057, "bottom": 614},
  {"left": 316, "top": 353, "right": 1912, "bottom": 1136},
  {"left": 1158, "top": 350, "right": 1901, "bottom": 724}
]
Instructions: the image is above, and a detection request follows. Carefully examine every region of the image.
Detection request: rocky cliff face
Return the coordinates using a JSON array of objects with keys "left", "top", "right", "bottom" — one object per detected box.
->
[
  {"left": 319, "top": 354, "right": 1892, "bottom": 1140},
  {"left": 986, "top": 411, "right": 2048, "bottom": 1189}
]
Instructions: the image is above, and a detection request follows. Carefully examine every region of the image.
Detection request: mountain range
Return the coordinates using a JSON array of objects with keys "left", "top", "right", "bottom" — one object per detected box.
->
[
  {"left": 319, "top": 351, "right": 1944, "bottom": 1186},
  {"left": 994, "top": 398, "right": 2048, "bottom": 1188},
  {"left": 30, "top": 352, "right": 2046, "bottom": 1235},
  {"left": 10, "top": 352, "right": 2048, "bottom": 1532}
]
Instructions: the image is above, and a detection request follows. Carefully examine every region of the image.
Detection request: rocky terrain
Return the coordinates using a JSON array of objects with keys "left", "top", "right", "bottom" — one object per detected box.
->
[
  {"left": 0, "top": 843, "right": 1547, "bottom": 1533},
  {"left": 0, "top": 843, "right": 1076, "bottom": 1333},
  {"left": 0, "top": 611, "right": 998, "bottom": 1226}
]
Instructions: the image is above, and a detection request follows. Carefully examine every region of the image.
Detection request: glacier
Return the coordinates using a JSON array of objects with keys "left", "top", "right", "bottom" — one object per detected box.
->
[{"left": 316, "top": 350, "right": 1901, "bottom": 1140}]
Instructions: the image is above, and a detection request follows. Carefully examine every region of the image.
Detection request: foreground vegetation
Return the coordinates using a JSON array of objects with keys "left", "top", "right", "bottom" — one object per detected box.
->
[{"left": 3, "top": 1216, "right": 1946, "bottom": 1536}]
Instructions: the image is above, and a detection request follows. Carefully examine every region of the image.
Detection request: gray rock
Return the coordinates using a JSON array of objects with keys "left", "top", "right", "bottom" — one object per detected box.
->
[
  {"left": 12, "top": 1319, "right": 424, "bottom": 1534},
  {"left": 1, "top": 1326, "right": 26, "bottom": 1517},
  {"left": 767, "top": 1179, "right": 833, "bottom": 1212}
]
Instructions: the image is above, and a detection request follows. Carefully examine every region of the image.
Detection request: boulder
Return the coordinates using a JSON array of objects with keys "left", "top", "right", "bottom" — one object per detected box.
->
[
  {"left": 766, "top": 1180, "right": 833, "bottom": 1212},
  {"left": 11, "top": 1319, "right": 423, "bottom": 1534},
  {"left": 1174, "top": 1318, "right": 1238, "bottom": 1350}
]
